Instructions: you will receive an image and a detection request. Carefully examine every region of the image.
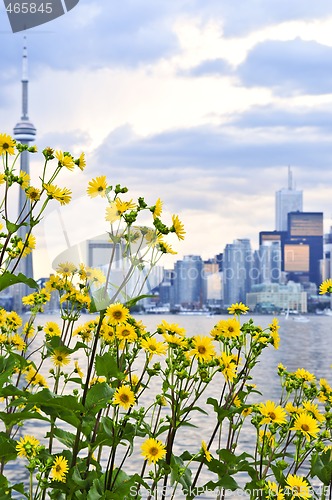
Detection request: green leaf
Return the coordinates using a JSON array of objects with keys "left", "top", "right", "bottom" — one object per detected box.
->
[
  {"left": 27, "top": 390, "right": 84, "bottom": 427},
  {"left": 125, "top": 294, "right": 154, "bottom": 308},
  {"left": 49, "top": 428, "right": 77, "bottom": 449},
  {"left": 90, "top": 287, "right": 110, "bottom": 313},
  {"left": 170, "top": 455, "right": 192, "bottom": 493},
  {"left": 95, "top": 353, "right": 124, "bottom": 381},
  {"left": 0, "top": 432, "right": 17, "bottom": 463},
  {"left": 85, "top": 382, "right": 114, "bottom": 416},
  {"left": 0, "top": 271, "right": 38, "bottom": 293},
  {"left": 310, "top": 450, "right": 332, "bottom": 485},
  {"left": 0, "top": 410, "right": 48, "bottom": 428}
]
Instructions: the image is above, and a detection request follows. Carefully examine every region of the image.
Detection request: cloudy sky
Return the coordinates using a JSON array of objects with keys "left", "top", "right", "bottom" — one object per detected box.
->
[{"left": 2, "top": 0, "right": 332, "bottom": 278}]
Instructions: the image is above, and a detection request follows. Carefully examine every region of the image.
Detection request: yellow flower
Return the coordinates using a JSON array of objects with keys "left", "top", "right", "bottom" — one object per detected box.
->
[
  {"left": 259, "top": 429, "right": 275, "bottom": 447},
  {"left": 18, "top": 170, "right": 30, "bottom": 189},
  {"left": 285, "top": 402, "right": 303, "bottom": 416},
  {"left": 76, "top": 152, "right": 86, "bottom": 171},
  {"left": 105, "top": 198, "right": 136, "bottom": 223},
  {"left": 157, "top": 320, "right": 185, "bottom": 336},
  {"left": 105, "top": 303, "right": 130, "bottom": 325},
  {"left": 270, "top": 330, "right": 280, "bottom": 349},
  {"left": 56, "top": 262, "right": 77, "bottom": 277},
  {"left": 50, "top": 455, "right": 69, "bottom": 482},
  {"left": 140, "top": 336, "right": 167, "bottom": 356},
  {"left": 43, "top": 183, "right": 72, "bottom": 205},
  {"left": 141, "top": 437, "right": 166, "bottom": 464},
  {"left": 269, "top": 317, "right": 280, "bottom": 333},
  {"left": 259, "top": 400, "right": 287, "bottom": 425},
  {"left": 25, "top": 186, "right": 41, "bottom": 201},
  {"left": 158, "top": 239, "right": 177, "bottom": 255},
  {"left": 16, "top": 435, "right": 40, "bottom": 459},
  {"left": 74, "top": 361, "right": 84, "bottom": 379},
  {"left": 201, "top": 441, "right": 212, "bottom": 462},
  {"left": 219, "top": 351, "right": 237, "bottom": 382},
  {"left": 9, "top": 334, "right": 26, "bottom": 351},
  {"left": 266, "top": 481, "right": 285, "bottom": 500},
  {"left": 319, "top": 279, "right": 332, "bottom": 294},
  {"left": 87, "top": 175, "right": 108, "bottom": 198},
  {"left": 227, "top": 302, "right": 249, "bottom": 315},
  {"left": 51, "top": 349, "right": 71, "bottom": 367},
  {"left": 152, "top": 198, "right": 163, "bottom": 218},
  {"left": 291, "top": 412, "right": 320, "bottom": 441},
  {"left": 211, "top": 318, "right": 241, "bottom": 339},
  {"left": 44, "top": 322, "right": 61, "bottom": 337},
  {"left": 6, "top": 311, "right": 22, "bottom": 329},
  {"left": 0, "top": 133, "right": 16, "bottom": 155},
  {"left": 162, "top": 333, "right": 187, "bottom": 348},
  {"left": 285, "top": 474, "right": 311, "bottom": 499},
  {"left": 294, "top": 368, "right": 315, "bottom": 382},
  {"left": 113, "top": 385, "right": 135, "bottom": 410},
  {"left": 171, "top": 214, "right": 185, "bottom": 240},
  {"left": 302, "top": 401, "right": 325, "bottom": 422},
  {"left": 55, "top": 150, "right": 75, "bottom": 171},
  {"left": 241, "top": 407, "right": 252, "bottom": 418},
  {"left": 189, "top": 336, "right": 216, "bottom": 363},
  {"left": 116, "top": 324, "right": 137, "bottom": 343},
  {"left": 17, "top": 234, "right": 36, "bottom": 257}
]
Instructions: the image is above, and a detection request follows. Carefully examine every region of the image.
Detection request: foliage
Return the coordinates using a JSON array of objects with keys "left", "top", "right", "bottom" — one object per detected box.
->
[{"left": 0, "top": 133, "right": 331, "bottom": 500}]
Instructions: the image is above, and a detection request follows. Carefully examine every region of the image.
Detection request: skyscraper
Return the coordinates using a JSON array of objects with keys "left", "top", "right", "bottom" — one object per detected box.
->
[
  {"left": 173, "top": 255, "right": 205, "bottom": 309},
  {"left": 223, "top": 239, "right": 253, "bottom": 306},
  {"left": 13, "top": 42, "right": 36, "bottom": 309},
  {"left": 275, "top": 167, "right": 302, "bottom": 231}
]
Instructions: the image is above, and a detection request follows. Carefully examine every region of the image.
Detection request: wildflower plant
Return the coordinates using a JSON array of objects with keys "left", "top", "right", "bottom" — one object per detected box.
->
[{"left": 0, "top": 132, "right": 331, "bottom": 499}]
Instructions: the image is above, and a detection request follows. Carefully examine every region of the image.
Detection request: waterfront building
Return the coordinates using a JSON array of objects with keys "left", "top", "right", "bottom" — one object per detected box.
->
[
  {"left": 223, "top": 239, "right": 253, "bottom": 307},
  {"left": 275, "top": 167, "right": 303, "bottom": 231},
  {"left": 256, "top": 240, "right": 282, "bottom": 284},
  {"left": 246, "top": 281, "right": 307, "bottom": 313}
]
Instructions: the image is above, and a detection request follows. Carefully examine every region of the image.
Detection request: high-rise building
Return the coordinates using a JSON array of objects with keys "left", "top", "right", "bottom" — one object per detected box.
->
[
  {"left": 275, "top": 167, "right": 303, "bottom": 231},
  {"left": 223, "top": 239, "right": 252, "bottom": 306},
  {"left": 173, "top": 255, "right": 205, "bottom": 309},
  {"left": 12, "top": 42, "right": 36, "bottom": 311}
]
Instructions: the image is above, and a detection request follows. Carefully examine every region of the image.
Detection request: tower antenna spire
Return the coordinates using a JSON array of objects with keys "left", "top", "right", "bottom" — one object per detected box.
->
[{"left": 288, "top": 165, "right": 293, "bottom": 190}]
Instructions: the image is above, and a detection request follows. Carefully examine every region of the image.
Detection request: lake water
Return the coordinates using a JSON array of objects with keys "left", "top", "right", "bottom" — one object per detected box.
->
[{"left": 7, "top": 313, "right": 332, "bottom": 499}]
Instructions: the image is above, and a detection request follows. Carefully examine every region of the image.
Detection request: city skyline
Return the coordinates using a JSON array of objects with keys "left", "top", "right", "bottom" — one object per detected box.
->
[{"left": 2, "top": 2, "right": 332, "bottom": 278}]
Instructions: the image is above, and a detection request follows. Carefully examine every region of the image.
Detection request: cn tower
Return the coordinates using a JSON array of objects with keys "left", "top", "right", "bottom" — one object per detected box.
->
[{"left": 13, "top": 40, "right": 37, "bottom": 309}]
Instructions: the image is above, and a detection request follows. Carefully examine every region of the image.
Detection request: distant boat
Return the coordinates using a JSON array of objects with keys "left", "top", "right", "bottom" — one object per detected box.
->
[{"left": 292, "top": 315, "right": 310, "bottom": 323}]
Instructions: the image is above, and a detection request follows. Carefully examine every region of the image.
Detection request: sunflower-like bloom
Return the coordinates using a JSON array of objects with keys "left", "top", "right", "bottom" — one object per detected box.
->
[
  {"left": 211, "top": 318, "right": 241, "bottom": 339},
  {"left": 294, "top": 368, "right": 315, "bottom": 382},
  {"left": 259, "top": 429, "right": 275, "bottom": 448},
  {"left": 266, "top": 481, "right": 285, "bottom": 500},
  {"left": 171, "top": 214, "right": 185, "bottom": 240},
  {"left": 25, "top": 186, "right": 41, "bottom": 201},
  {"left": 116, "top": 324, "right": 137, "bottom": 343},
  {"left": 9, "top": 334, "right": 26, "bottom": 351},
  {"left": 201, "top": 441, "right": 212, "bottom": 462},
  {"left": 291, "top": 412, "right": 320, "bottom": 441},
  {"left": 140, "top": 336, "right": 167, "bottom": 356},
  {"left": 113, "top": 385, "right": 136, "bottom": 410},
  {"left": 51, "top": 349, "right": 71, "bottom": 367},
  {"left": 302, "top": 401, "right": 325, "bottom": 422},
  {"left": 285, "top": 474, "right": 312, "bottom": 499},
  {"left": 43, "top": 183, "right": 72, "bottom": 205},
  {"left": 189, "top": 336, "right": 216, "bottom": 363},
  {"left": 55, "top": 150, "right": 75, "bottom": 171},
  {"left": 16, "top": 435, "right": 40, "bottom": 459},
  {"left": 74, "top": 360, "right": 84, "bottom": 379},
  {"left": 100, "top": 323, "right": 116, "bottom": 344},
  {"left": 219, "top": 351, "right": 237, "bottom": 382},
  {"left": 50, "top": 455, "right": 69, "bottom": 482},
  {"left": 44, "top": 322, "right": 61, "bottom": 337},
  {"left": 105, "top": 198, "right": 136, "bottom": 223},
  {"left": 227, "top": 302, "right": 249, "bottom": 315},
  {"left": 0, "top": 133, "right": 16, "bottom": 155},
  {"left": 56, "top": 261, "right": 77, "bottom": 277},
  {"left": 157, "top": 320, "right": 185, "bottom": 336},
  {"left": 270, "top": 330, "right": 280, "bottom": 349},
  {"left": 76, "top": 152, "right": 86, "bottom": 171},
  {"left": 6, "top": 311, "right": 22, "bottom": 329},
  {"left": 158, "top": 239, "right": 177, "bottom": 255},
  {"left": 259, "top": 400, "right": 287, "bottom": 426},
  {"left": 17, "top": 234, "right": 36, "bottom": 257},
  {"left": 18, "top": 170, "right": 30, "bottom": 189},
  {"left": 319, "top": 279, "right": 332, "bottom": 295},
  {"left": 152, "top": 198, "right": 163, "bottom": 218},
  {"left": 141, "top": 437, "right": 166, "bottom": 464},
  {"left": 105, "top": 303, "right": 130, "bottom": 325},
  {"left": 87, "top": 175, "right": 108, "bottom": 198}
]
